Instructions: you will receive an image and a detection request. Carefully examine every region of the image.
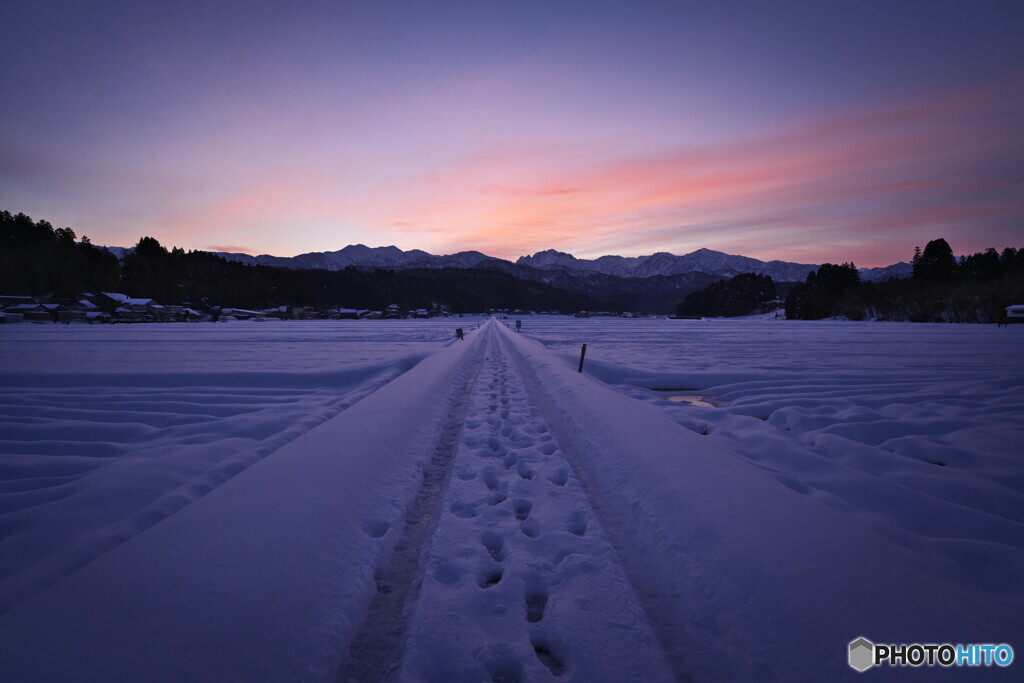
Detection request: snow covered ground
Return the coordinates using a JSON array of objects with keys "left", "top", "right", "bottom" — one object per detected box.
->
[
  {"left": 0, "top": 317, "right": 1021, "bottom": 681},
  {"left": 0, "top": 320, "right": 481, "bottom": 616}
]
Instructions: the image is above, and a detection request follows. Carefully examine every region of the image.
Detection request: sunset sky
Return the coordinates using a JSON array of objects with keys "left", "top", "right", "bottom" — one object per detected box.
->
[{"left": 2, "top": 0, "right": 1022, "bottom": 267}]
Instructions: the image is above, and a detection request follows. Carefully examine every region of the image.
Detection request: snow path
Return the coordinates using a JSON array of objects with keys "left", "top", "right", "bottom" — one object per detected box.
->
[
  {"left": 353, "top": 320, "right": 674, "bottom": 681},
  {"left": 342, "top": 332, "right": 488, "bottom": 680}
]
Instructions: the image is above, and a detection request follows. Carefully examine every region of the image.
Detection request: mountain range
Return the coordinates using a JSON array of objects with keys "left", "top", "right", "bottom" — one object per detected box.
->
[
  {"left": 213, "top": 245, "right": 912, "bottom": 283},
  {"left": 95, "top": 242, "right": 910, "bottom": 313}
]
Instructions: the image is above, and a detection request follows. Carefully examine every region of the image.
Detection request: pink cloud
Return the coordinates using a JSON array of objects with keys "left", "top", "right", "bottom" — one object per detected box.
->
[
  {"left": 91, "top": 73, "right": 1022, "bottom": 268},
  {"left": 369, "top": 77, "right": 1022, "bottom": 266}
]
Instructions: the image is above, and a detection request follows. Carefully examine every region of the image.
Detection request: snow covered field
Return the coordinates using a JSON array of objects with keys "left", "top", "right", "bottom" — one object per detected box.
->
[
  {"left": 0, "top": 317, "right": 1021, "bottom": 681},
  {"left": 0, "top": 320, "right": 481, "bottom": 615}
]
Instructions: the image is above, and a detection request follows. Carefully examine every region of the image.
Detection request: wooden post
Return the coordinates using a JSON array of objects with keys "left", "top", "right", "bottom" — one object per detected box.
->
[{"left": 578, "top": 343, "right": 587, "bottom": 373}]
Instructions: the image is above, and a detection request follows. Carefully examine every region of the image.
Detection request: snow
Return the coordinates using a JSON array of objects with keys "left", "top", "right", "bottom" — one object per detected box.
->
[
  {"left": 1, "top": 317, "right": 1021, "bottom": 681},
  {"left": 380, "top": 327, "right": 675, "bottom": 682},
  {"left": 0, "top": 320, "right": 482, "bottom": 616},
  {"left": 500, "top": 318, "right": 1024, "bottom": 680}
]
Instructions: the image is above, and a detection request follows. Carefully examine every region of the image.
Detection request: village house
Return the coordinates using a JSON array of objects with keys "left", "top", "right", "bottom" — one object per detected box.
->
[{"left": 220, "top": 308, "right": 265, "bottom": 321}]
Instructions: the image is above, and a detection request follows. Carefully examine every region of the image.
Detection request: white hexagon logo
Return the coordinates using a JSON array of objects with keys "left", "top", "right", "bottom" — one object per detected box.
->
[{"left": 849, "top": 637, "right": 874, "bottom": 672}]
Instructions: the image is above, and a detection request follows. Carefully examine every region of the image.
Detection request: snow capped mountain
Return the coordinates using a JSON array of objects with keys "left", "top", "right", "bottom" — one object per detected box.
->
[
  {"left": 217, "top": 244, "right": 495, "bottom": 271},
  {"left": 857, "top": 262, "right": 913, "bottom": 281},
  {"left": 516, "top": 247, "right": 909, "bottom": 282},
  {"left": 209, "top": 244, "right": 908, "bottom": 282},
  {"left": 517, "top": 247, "right": 818, "bottom": 281}
]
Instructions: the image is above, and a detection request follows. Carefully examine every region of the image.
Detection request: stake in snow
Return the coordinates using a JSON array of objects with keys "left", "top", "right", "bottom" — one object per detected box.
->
[{"left": 0, "top": 317, "right": 1021, "bottom": 681}]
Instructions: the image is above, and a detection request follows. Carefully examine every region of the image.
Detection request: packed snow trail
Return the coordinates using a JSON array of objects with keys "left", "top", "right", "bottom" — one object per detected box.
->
[
  {"left": 341, "top": 333, "right": 488, "bottom": 679},
  {"left": 345, "top": 320, "right": 675, "bottom": 681}
]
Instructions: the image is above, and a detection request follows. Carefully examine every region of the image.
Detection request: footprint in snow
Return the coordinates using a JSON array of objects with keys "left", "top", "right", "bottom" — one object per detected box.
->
[
  {"left": 481, "top": 530, "right": 506, "bottom": 562},
  {"left": 520, "top": 517, "right": 540, "bottom": 538},
  {"left": 566, "top": 510, "right": 587, "bottom": 537},
  {"left": 511, "top": 498, "right": 532, "bottom": 521},
  {"left": 477, "top": 565, "right": 504, "bottom": 589},
  {"left": 532, "top": 638, "right": 566, "bottom": 677},
  {"left": 516, "top": 461, "right": 534, "bottom": 480},
  {"left": 548, "top": 469, "right": 568, "bottom": 487},
  {"left": 524, "top": 578, "right": 548, "bottom": 623}
]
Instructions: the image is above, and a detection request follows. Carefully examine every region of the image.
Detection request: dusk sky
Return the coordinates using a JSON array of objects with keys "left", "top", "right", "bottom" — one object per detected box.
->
[{"left": 2, "top": 1, "right": 1023, "bottom": 267}]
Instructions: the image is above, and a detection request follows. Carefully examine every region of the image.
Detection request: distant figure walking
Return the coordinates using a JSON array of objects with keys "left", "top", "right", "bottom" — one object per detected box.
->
[
  {"left": 997, "top": 310, "right": 1007, "bottom": 328},
  {"left": 455, "top": 328, "right": 464, "bottom": 341}
]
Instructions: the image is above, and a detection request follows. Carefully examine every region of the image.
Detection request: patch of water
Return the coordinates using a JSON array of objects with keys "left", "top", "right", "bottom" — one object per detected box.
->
[{"left": 654, "top": 392, "right": 718, "bottom": 407}]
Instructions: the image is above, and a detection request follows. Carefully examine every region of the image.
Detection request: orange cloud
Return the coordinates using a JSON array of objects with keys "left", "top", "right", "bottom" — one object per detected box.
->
[
  {"left": 118, "top": 73, "right": 1023, "bottom": 267},
  {"left": 372, "top": 77, "right": 1023, "bottom": 265}
]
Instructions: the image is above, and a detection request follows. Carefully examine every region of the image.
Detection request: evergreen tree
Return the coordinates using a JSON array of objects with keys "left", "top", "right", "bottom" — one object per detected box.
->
[
  {"left": 912, "top": 238, "right": 957, "bottom": 284},
  {"left": 785, "top": 263, "right": 860, "bottom": 319},
  {"left": 676, "top": 273, "right": 776, "bottom": 317}
]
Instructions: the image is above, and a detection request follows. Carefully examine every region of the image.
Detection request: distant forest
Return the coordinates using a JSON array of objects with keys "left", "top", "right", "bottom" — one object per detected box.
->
[
  {"left": 5, "top": 210, "right": 1022, "bottom": 321},
  {"left": 678, "top": 238, "right": 1024, "bottom": 323},
  {"left": 0, "top": 211, "right": 608, "bottom": 313},
  {"left": 676, "top": 273, "right": 778, "bottom": 318}
]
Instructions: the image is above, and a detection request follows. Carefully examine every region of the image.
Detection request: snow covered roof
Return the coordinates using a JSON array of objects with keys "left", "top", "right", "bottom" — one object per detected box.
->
[
  {"left": 101, "top": 292, "right": 129, "bottom": 303},
  {"left": 78, "top": 300, "right": 98, "bottom": 309},
  {"left": 126, "top": 298, "right": 154, "bottom": 306}
]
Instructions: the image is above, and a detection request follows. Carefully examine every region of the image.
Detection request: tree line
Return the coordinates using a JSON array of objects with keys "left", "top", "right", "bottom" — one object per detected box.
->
[
  {"left": 0, "top": 210, "right": 121, "bottom": 296},
  {"left": 675, "top": 273, "right": 777, "bottom": 317},
  {"left": 831, "top": 238, "right": 1024, "bottom": 323},
  {"left": 0, "top": 211, "right": 608, "bottom": 313},
  {"left": 677, "top": 238, "right": 1024, "bottom": 322},
  {"left": 6, "top": 211, "right": 1021, "bottom": 320}
]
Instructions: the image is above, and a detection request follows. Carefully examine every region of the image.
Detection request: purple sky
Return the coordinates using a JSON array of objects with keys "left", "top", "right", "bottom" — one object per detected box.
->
[{"left": 2, "top": 1, "right": 1022, "bottom": 267}]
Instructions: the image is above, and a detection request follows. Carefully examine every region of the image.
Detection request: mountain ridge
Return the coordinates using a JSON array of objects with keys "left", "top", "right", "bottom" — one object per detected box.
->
[{"left": 212, "top": 244, "right": 911, "bottom": 282}]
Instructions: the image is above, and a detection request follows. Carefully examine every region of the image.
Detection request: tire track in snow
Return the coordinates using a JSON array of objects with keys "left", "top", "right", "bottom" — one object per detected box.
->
[
  {"left": 382, "top": 321, "right": 675, "bottom": 682},
  {"left": 341, "top": 335, "right": 487, "bottom": 682}
]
